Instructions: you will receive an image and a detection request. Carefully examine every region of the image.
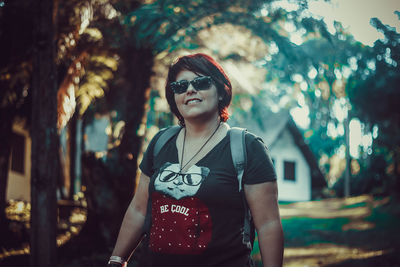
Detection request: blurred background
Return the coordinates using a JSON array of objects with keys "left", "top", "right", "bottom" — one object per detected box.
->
[{"left": 0, "top": 0, "right": 399, "bottom": 266}]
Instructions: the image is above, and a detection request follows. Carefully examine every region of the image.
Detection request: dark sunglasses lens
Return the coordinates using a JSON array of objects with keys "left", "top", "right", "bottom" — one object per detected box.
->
[
  {"left": 171, "top": 81, "right": 189, "bottom": 94},
  {"left": 160, "top": 171, "right": 177, "bottom": 182},
  {"left": 192, "top": 77, "right": 211, "bottom": 91},
  {"left": 183, "top": 173, "right": 203, "bottom": 186},
  {"left": 170, "top": 77, "right": 211, "bottom": 94}
]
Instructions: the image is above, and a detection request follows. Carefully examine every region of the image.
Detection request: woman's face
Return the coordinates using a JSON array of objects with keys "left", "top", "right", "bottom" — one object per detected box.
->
[{"left": 173, "top": 70, "right": 219, "bottom": 123}]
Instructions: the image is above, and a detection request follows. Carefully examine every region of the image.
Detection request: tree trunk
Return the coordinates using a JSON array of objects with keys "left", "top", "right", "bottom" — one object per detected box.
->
[
  {"left": 68, "top": 112, "right": 78, "bottom": 199},
  {"left": 116, "top": 46, "right": 154, "bottom": 265},
  {"left": 344, "top": 116, "right": 351, "bottom": 197},
  {"left": 117, "top": 46, "right": 154, "bottom": 213},
  {"left": 0, "top": 108, "right": 13, "bottom": 246},
  {"left": 83, "top": 46, "right": 154, "bottom": 246},
  {"left": 30, "top": 0, "right": 58, "bottom": 265}
]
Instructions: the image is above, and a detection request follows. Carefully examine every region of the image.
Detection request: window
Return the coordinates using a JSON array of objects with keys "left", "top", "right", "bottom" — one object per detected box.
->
[
  {"left": 11, "top": 132, "right": 25, "bottom": 174},
  {"left": 284, "top": 161, "right": 296, "bottom": 181}
]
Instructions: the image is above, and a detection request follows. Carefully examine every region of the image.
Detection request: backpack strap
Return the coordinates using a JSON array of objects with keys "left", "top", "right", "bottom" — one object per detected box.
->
[
  {"left": 229, "top": 127, "right": 253, "bottom": 250},
  {"left": 153, "top": 125, "right": 181, "bottom": 158},
  {"left": 144, "top": 125, "right": 181, "bottom": 235},
  {"left": 229, "top": 127, "right": 247, "bottom": 192}
]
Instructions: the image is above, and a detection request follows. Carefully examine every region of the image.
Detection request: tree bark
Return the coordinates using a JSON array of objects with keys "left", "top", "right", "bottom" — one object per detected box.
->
[
  {"left": 30, "top": 0, "right": 58, "bottom": 265},
  {"left": 0, "top": 108, "right": 13, "bottom": 244},
  {"left": 68, "top": 112, "right": 78, "bottom": 199},
  {"left": 117, "top": 46, "right": 154, "bottom": 213},
  {"left": 344, "top": 115, "right": 351, "bottom": 197},
  {"left": 84, "top": 46, "right": 154, "bottom": 245}
]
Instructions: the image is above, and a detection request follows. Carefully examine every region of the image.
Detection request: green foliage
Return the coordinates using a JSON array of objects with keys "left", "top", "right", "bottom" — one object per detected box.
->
[
  {"left": 77, "top": 54, "right": 118, "bottom": 116},
  {"left": 282, "top": 216, "right": 350, "bottom": 246},
  {"left": 347, "top": 17, "right": 400, "bottom": 132},
  {"left": 300, "top": 17, "right": 332, "bottom": 42},
  {"left": 259, "top": 23, "right": 364, "bottom": 163},
  {"left": 279, "top": 196, "right": 399, "bottom": 249},
  {"left": 366, "top": 197, "right": 400, "bottom": 231},
  {"left": 346, "top": 16, "right": 400, "bottom": 190},
  {"left": 304, "top": 126, "right": 341, "bottom": 157},
  {"left": 128, "top": 0, "right": 325, "bottom": 60},
  {"left": 137, "top": 0, "right": 341, "bottom": 151}
]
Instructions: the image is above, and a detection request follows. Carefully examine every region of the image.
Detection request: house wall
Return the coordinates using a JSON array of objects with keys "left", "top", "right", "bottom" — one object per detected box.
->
[
  {"left": 7, "top": 122, "right": 31, "bottom": 201},
  {"left": 7, "top": 115, "right": 106, "bottom": 202},
  {"left": 266, "top": 128, "right": 311, "bottom": 202}
]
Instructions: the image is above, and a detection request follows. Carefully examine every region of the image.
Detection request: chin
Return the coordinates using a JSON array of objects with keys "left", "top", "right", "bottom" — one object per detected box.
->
[{"left": 182, "top": 109, "right": 219, "bottom": 121}]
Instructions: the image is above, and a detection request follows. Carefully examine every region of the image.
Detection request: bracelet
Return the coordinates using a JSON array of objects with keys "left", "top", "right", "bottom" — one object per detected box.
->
[{"left": 108, "top": 256, "right": 127, "bottom": 267}]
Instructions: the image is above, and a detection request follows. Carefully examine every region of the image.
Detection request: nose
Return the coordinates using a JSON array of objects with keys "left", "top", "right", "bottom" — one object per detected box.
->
[
  {"left": 173, "top": 174, "right": 184, "bottom": 185},
  {"left": 186, "top": 82, "right": 197, "bottom": 94}
]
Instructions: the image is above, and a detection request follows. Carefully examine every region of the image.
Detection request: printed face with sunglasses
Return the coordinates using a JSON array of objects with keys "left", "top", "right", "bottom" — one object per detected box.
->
[
  {"left": 155, "top": 162, "right": 210, "bottom": 200},
  {"left": 173, "top": 70, "right": 220, "bottom": 121}
]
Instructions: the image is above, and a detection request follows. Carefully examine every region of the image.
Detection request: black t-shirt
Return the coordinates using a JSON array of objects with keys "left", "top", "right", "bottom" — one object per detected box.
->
[{"left": 139, "top": 128, "right": 276, "bottom": 267}]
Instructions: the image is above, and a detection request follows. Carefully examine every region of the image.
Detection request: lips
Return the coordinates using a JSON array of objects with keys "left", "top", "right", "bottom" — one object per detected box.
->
[{"left": 185, "top": 98, "right": 202, "bottom": 105}]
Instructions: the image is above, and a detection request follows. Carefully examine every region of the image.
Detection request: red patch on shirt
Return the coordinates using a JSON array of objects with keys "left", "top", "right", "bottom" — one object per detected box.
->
[{"left": 149, "top": 192, "right": 212, "bottom": 255}]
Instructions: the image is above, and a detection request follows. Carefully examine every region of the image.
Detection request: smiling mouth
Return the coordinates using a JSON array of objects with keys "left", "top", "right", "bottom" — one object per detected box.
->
[
  {"left": 185, "top": 99, "right": 202, "bottom": 105},
  {"left": 168, "top": 186, "right": 185, "bottom": 192}
]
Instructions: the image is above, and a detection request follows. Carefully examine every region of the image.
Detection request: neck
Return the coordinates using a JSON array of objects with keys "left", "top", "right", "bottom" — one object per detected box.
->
[{"left": 184, "top": 115, "right": 221, "bottom": 139}]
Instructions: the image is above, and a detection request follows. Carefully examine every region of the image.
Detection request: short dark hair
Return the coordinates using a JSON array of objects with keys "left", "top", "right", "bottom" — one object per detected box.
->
[{"left": 165, "top": 53, "right": 232, "bottom": 126}]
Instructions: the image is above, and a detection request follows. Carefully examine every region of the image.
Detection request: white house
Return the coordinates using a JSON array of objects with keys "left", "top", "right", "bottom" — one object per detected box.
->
[
  {"left": 229, "top": 110, "right": 326, "bottom": 202},
  {"left": 7, "top": 121, "right": 31, "bottom": 201},
  {"left": 7, "top": 113, "right": 111, "bottom": 202}
]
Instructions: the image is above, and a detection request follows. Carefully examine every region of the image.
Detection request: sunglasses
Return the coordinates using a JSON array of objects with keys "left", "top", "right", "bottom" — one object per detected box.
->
[
  {"left": 170, "top": 76, "right": 213, "bottom": 94},
  {"left": 159, "top": 170, "right": 206, "bottom": 186}
]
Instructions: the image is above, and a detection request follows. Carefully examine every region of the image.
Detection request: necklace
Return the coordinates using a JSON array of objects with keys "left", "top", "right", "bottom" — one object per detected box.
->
[{"left": 180, "top": 122, "right": 221, "bottom": 172}]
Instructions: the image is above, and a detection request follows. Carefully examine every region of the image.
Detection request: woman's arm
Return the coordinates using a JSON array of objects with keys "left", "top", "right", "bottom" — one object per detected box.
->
[
  {"left": 244, "top": 181, "right": 284, "bottom": 267},
  {"left": 110, "top": 172, "right": 150, "bottom": 261}
]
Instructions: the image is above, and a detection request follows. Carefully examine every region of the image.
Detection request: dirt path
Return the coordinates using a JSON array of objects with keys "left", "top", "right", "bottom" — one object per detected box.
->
[{"left": 278, "top": 195, "right": 400, "bottom": 267}]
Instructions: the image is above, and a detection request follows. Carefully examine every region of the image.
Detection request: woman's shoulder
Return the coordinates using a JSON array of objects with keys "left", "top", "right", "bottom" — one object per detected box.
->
[
  {"left": 228, "top": 127, "right": 268, "bottom": 154},
  {"left": 243, "top": 129, "right": 265, "bottom": 145},
  {"left": 227, "top": 126, "right": 265, "bottom": 145}
]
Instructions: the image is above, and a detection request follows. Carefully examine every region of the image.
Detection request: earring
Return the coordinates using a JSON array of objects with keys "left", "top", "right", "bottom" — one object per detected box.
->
[{"left": 218, "top": 97, "right": 223, "bottom": 101}]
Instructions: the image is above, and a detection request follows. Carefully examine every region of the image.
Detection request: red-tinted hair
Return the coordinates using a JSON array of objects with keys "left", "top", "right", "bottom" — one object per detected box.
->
[{"left": 165, "top": 53, "right": 232, "bottom": 126}]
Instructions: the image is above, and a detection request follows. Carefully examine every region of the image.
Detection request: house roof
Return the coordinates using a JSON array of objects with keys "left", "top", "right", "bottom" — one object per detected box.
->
[
  {"left": 286, "top": 118, "right": 327, "bottom": 189},
  {"left": 229, "top": 109, "right": 327, "bottom": 189}
]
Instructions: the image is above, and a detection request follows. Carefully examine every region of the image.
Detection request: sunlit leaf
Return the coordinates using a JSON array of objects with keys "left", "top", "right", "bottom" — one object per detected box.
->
[{"left": 82, "top": 28, "right": 103, "bottom": 41}]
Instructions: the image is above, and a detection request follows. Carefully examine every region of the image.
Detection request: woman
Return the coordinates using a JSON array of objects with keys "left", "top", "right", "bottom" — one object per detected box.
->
[{"left": 108, "top": 53, "right": 283, "bottom": 267}]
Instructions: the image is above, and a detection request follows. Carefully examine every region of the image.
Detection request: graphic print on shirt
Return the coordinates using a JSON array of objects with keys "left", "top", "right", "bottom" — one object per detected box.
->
[
  {"left": 150, "top": 162, "right": 212, "bottom": 255},
  {"left": 154, "top": 162, "right": 209, "bottom": 200}
]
